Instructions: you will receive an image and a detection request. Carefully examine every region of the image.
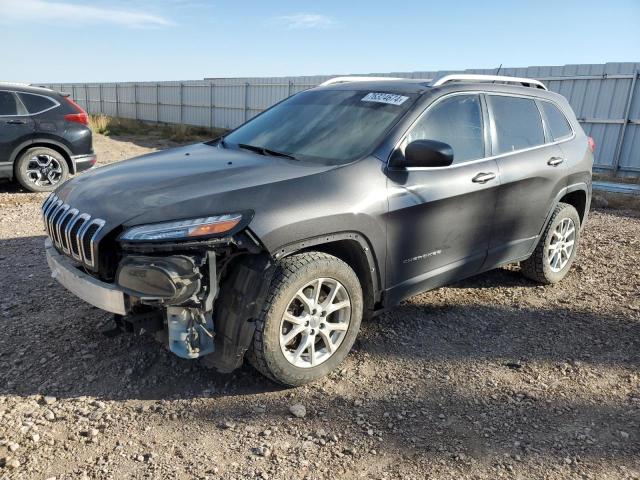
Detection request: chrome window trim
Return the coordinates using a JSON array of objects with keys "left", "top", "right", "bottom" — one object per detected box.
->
[
  {"left": 391, "top": 90, "right": 576, "bottom": 171},
  {"left": 0, "top": 89, "right": 61, "bottom": 117}
]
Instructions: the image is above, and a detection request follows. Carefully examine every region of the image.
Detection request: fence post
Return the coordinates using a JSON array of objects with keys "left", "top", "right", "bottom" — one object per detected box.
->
[
  {"left": 612, "top": 70, "right": 638, "bottom": 174},
  {"left": 134, "top": 83, "right": 139, "bottom": 120},
  {"left": 115, "top": 83, "right": 119, "bottom": 118},
  {"left": 156, "top": 83, "right": 160, "bottom": 124},
  {"left": 288, "top": 80, "right": 292, "bottom": 97},
  {"left": 84, "top": 84, "right": 88, "bottom": 113},
  {"left": 210, "top": 83, "right": 214, "bottom": 129},
  {"left": 244, "top": 82, "right": 249, "bottom": 122},
  {"left": 179, "top": 83, "right": 183, "bottom": 124},
  {"left": 99, "top": 83, "right": 103, "bottom": 114}
]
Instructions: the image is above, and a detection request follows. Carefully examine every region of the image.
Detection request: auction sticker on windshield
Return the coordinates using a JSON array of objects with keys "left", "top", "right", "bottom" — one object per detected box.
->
[{"left": 361, "top": 92, "right": 409, "bottom": 106}]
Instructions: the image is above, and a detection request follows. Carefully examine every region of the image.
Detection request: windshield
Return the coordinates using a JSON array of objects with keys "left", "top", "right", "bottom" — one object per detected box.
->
[{"left": 222, "top": 89, "right": 417, "bottom": 163}]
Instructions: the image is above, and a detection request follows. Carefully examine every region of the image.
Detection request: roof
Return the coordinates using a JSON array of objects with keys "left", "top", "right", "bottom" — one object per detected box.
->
[{"left": 0, "top": 82, "right": 61, "bottom": 95}]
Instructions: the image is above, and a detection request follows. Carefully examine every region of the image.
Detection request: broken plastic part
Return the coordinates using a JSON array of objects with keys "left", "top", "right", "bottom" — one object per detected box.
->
[{"left": 167, "top": 307, "right": 215, "bottom": 359}]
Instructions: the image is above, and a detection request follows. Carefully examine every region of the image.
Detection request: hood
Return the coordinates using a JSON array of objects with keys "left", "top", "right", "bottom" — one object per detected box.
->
[{"left": 56, "top": 143, "right": 337, "bottom": 228}]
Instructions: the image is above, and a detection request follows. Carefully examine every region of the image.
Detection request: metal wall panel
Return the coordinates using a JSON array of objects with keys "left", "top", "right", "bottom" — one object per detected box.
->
[{"left": 42, "top": 62, "right": 640, "bottom": 174}]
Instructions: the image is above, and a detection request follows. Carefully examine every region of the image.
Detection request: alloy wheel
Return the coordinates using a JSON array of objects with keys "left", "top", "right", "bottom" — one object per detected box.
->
[
  {"left": 547, "top": 218, "right": 576, "bottom": 272},
  {"left": 279, "top": 277, "right": 351, "bottom": 368},
  {"left": 25, "top": 154, "right": 64, "bottom": 187}
]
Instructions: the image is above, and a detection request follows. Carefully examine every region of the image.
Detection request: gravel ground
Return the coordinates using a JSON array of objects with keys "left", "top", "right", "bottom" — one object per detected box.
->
[{"left": 0, "top": 134, "right": 639, "bottom": 480}]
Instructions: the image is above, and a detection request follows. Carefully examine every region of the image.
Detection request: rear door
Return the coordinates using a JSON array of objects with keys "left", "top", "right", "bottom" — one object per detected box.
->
[
  {"left": 0, "top": 90, "right": 34, "bottom": 164},
  {"left": 484, "top": 93, "right": 569, "bottom": 266},
  {"left": 385, "top": 93, "right": 500, "bottom": 303}
]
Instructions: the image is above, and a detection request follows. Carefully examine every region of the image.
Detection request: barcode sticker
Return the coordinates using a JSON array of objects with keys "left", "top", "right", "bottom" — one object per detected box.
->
[{"left": 361, "top": 92, "right": 409, "bottom": 105}]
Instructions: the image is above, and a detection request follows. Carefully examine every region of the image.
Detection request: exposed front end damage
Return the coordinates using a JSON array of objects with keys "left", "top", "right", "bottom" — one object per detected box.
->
[{"left": 45, "top": 228, "right": 274, "bottom": 372}]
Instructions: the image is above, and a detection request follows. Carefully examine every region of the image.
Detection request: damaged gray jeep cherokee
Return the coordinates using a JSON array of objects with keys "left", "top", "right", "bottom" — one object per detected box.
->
[{"left": 42, "top": 74, "right": 593, "bottom": 386}]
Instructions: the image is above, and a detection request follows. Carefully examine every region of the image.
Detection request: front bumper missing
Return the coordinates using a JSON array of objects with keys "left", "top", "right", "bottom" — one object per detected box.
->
[{"left": 45, "top": 238, "right": 127, "bottom": 315}]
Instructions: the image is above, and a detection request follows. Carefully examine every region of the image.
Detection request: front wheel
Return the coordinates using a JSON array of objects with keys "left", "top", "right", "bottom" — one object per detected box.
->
[
  {"left": 248, "top": 252, "right": 363, "bottom": 386},
  {"left": 520, "top": 202, "right": 581, "bottom": 284}
]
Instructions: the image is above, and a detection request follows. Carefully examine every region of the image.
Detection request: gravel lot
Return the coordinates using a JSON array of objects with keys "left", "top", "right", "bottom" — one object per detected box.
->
[{"left": 1, "top": 133, "right": 639, "bottom": 480}]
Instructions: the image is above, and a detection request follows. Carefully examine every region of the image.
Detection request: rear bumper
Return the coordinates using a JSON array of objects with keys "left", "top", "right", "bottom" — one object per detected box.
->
[
  {"left": 45, "top": 238, "right": 127, "bottom": 315},
  {"left": 71, "top": 153, "right": 97, "bottom": 173}
]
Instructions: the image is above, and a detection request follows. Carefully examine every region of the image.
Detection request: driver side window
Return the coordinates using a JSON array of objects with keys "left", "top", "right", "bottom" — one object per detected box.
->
[{"left": 406, "top": 94, "right": 484, "bottom": 164}]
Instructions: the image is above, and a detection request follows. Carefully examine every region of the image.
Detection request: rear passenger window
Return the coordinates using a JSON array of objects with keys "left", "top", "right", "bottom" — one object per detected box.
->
[
  {"left": 406, "top": 94, "right": 484, "bottom": 163},
  {"left": 489, "top": 96, "right": 545, "bottom": 154},
  {"left": 18, "top": 93, "right": 56, "bottom": 114},
  {"left": 0, "top": 91, "right": 20, "bottom": 116},
  {"left": 541, "top": 101, "right": 572, "bottom": 140}
]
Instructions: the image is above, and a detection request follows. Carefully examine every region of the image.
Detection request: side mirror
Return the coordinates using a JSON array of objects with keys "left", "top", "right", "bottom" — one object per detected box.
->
[{"left": 396, "top": 139, "right": 454, "bottom": 168}]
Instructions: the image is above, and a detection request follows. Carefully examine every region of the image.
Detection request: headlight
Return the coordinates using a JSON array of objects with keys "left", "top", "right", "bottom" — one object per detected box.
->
[{"left": 119, "top": 214, "right": 243, "bottom": 242}]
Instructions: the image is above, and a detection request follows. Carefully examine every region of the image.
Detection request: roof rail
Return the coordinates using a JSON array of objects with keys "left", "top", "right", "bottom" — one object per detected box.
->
[
  {"left": 431, "top": 74, "right": 548, "bottom": 90},
  {"left": 319, "top": 76, "right": 407, "bottom": 86}
]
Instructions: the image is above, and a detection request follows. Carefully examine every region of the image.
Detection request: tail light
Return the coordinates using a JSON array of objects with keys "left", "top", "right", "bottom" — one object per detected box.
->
[
  {"left": 587, "top": 136, "right": 596, "bottom": 153},
  {"left": 64, "top": 97, "right": 89, "bottom": 126}
]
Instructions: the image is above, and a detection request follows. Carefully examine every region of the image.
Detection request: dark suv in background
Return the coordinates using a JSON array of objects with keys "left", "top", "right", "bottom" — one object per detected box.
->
[
  {"left": 0, "top": 83, "right": 95, "bottom": 192},
  {"left": 42, "top": 74, "right": 593, "bottom": 386}
]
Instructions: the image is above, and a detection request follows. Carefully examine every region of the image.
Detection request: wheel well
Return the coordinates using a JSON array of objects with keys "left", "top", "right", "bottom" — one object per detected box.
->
[
  {"left": 559, "top": 190, "right": 587, "bottom": 224},
  {"left": 300, "top": 240, "right": 377, "bottom": 317},
  {"left": 13, "top": 142, "right": 73, "bottom": 174}
]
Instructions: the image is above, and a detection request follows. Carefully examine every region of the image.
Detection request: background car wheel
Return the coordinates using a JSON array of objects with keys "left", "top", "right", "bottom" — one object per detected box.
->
[
  {"left": 248, "top": 251, "right": 363, "bottom": 386},
  {"left": 520, "top": 202, "right": 581, "bottom": 284},
  {"left": 15, "top": 147, "right": 69, "bottom": 192}
]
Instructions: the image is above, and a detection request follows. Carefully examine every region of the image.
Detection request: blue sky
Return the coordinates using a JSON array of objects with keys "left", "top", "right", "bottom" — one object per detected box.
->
[{"left": 1, "top": 0, "right": 638, "bottom": 83}]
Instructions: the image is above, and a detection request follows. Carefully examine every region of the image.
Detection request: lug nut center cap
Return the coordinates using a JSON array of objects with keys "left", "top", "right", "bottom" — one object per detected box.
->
[{"left": 309, "top": 316, "right": 321, "bottom": 329}]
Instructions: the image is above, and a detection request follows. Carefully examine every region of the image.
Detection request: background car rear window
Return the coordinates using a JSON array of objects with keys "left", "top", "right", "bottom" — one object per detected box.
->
[
  {"left": 541, "top": 101, "right": 572, "bottom": 140},
  {"left": 489, "top": 96, "right": 545, "bottom": 154},
  {"left": 406, "top": 94, "right": 484, "bottom": 163},
  {"left": 0, "top": 91, "right": 20, "bottom": 116},
  {"left": 19, "top": 93, "right": 56, "bottom": 114}
]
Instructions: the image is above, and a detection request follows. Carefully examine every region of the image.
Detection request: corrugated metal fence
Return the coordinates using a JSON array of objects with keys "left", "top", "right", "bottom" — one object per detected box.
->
[{"left": 43, "top": 62, "right": 640, "bottom": 175}]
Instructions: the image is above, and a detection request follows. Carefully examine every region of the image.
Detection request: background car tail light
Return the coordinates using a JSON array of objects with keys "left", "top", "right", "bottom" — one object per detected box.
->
[
  {"left": 587, "top": 136, "right": 596, "bottom": 153},
  {"left": 64, "top": 97, "right": 89, "bottom": 126}
]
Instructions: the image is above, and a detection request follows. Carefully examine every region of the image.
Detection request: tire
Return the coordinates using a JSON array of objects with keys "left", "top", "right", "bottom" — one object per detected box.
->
[
  {"left": 14, "top": 147, "right": 69, "bottom": 192},
  {"left": 248, "top": 252, "right": 363, "bottom": 386},
  {"left": 521, "top": 202, "right": 581, "bottom": 284}
]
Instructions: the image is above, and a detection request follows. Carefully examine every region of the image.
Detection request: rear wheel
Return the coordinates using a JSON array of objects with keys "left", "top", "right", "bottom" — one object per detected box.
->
[
  {"left": 520, "top": 202, "right": 581, "bottom": 284},
  {"left": 15, "top": 147, "right": 69, "bottom": 192},
  {"left": 248, "top": 252, "right": 363, "bottom": 386}
]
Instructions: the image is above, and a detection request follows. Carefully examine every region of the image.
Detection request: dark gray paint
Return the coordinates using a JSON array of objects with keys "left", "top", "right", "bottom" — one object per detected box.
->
[{"left": 50, "top": 80, "right": 593, "bottom": 308}]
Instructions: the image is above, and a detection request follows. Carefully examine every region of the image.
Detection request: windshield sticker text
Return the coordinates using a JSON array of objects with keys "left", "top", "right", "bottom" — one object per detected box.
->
[{"left": 361, "top": 92, "right": 409, "bottom": 106}]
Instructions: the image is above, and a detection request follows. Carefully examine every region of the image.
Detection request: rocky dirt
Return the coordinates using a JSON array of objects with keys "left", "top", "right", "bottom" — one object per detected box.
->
[{"left": 0, "top": 134, "right": 639, "bottom": 480}]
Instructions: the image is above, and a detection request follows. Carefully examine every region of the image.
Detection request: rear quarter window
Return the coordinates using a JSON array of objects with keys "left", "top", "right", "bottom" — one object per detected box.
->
[
  {"left": 489, "top": 95, "right": 545, "bottom": 154},
  {"left": 18, "top": 93, "right": 57, "bottom": 114},
  {"left": 541, "top": 101, "right": 572, "bottom": 140}
]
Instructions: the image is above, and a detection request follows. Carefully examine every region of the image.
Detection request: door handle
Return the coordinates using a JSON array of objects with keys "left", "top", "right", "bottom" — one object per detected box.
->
[
  {"left": 547, "top": 156, "right": 565, "bottom": 166},
  {"left": 6, "top": 119, "right": 26, "bottom": 125},
  {"left": 472, "top": 172, "right": 496, "bottom": 183}
]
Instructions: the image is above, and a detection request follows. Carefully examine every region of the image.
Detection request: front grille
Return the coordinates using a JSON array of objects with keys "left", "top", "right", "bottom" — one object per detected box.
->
[{"left": 42, "top": 194, "right": 106, "bottom": 269}]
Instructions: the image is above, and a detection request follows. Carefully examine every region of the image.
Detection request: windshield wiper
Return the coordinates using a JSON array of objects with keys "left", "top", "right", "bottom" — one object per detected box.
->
[{"left": 238, "top": 143, "right": 297, "bottom": 160}]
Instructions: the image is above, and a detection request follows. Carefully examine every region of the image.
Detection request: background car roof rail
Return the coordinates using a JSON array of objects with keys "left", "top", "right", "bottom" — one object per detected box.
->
[
  {"left": 431, "top": 74, "right": 548, "bottom": 90},
  {"left": 319, "top": 76, "right": 408, "bottom": 86}
]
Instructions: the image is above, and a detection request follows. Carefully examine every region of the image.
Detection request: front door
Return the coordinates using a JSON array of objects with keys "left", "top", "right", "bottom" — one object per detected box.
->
[{"left": 385, "top": 93, "right": 500, "bottom": 304}]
